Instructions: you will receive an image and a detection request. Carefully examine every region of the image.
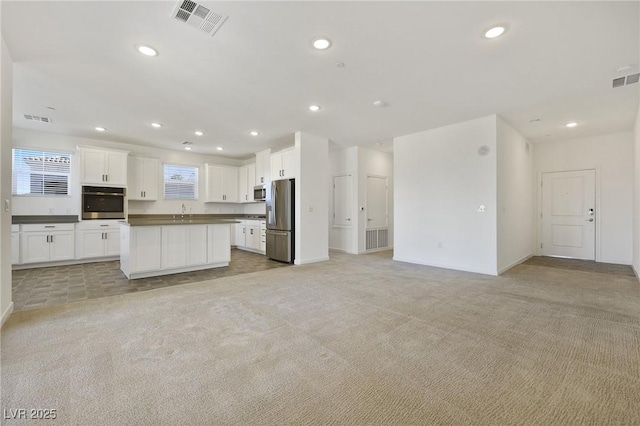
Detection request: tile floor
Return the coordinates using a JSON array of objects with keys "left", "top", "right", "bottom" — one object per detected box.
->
[
  {"left": 523, "top": 256, "right": 635, "bottom": 276},
  {"left": 12, "top": 249, "right": 290, "bottom": 311}
]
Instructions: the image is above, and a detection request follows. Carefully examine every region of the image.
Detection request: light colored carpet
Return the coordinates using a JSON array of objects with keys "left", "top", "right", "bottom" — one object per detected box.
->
[{"left": 1, "top": 251, "right": 639, "bottom": 425}]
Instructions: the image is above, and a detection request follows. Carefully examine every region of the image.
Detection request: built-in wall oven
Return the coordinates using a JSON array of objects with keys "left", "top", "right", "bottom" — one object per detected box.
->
[{"left": 82, "top": 186, "right": 126, "bottom": 220}]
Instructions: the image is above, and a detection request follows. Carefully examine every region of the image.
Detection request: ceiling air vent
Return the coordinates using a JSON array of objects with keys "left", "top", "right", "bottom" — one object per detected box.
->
[
  {"left": 171, "top": 0, "right": 228, "bottom": 37},
  {"left": 24, "top": 114, "right": 52, "bottom": 123},
  {"left": 626, "top": 73, "right": 640, "bottom": 85},
  {"left": 612, "top": 73, "right": 640, "bottom": 88}
]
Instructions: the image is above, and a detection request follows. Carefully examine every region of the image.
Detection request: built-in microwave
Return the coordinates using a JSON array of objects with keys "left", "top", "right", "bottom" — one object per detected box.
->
[
  {"left": 253, "top": 185, "right": 266, "bottom": 201},
  {"left": 82, "top": 186, "right": 126, "bottom": 220}
]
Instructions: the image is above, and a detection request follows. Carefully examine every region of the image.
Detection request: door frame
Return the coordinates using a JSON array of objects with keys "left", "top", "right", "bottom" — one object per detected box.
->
[{"left": 536, "top": 167, "right": 601, "bottom": 261}]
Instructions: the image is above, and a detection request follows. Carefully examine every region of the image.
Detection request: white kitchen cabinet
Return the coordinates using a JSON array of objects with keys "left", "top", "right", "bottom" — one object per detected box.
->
[
  {"left": 21, "top": 223, "right": 75, "bottom": 264},
  {"left": 161, "top": 225, "right": 208, "bottom": 269},
  {"left": 120, "top": 223, "right": 231, "bottom": 279},
  {"left": 128, "top": 156, "right": 159, "bottom": 200},
  {"left": 238, "top": 164, "right": 256, "bottom": 203},
  {"left": 208, "top": 224, "right": 231, "bottom": 263},
  {"left": 259, "top": 220, "right": 266, "bottom": 253},
  {"left": 234, "top": 221, "right": 246, "bottom": 247},
  {"left": 205, "top": 164, "right": 238, "bottom": 202},
  {"left": 255, "top": 149, "right": 271, "bottom": 185},
  {"left": 79, "top": 147, "right": 128, "bottom": 186},
  {"left": 270, "top": 148, "right": 298, "bottom": 180},
  {"left": 76, "top": 221, "right": 120, "bottom": 259},
  {"left": 121, "top": 225, "right": 162, "bottom": 275},
  {"left": 236, "top": 219, "right": 262, "bottom": 253},
  {"left": 245, "top": 224, "right": 261, "bottom": 251},
  {"left": 11, "top": 225, "right": 20, "bottom": 264}
]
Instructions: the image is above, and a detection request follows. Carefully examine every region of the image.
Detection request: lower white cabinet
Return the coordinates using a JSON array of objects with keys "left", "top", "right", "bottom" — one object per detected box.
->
[
  {"left": 120, "top": 223, "right": 231, "bottom": 279},
  {"left": 161, "top": 225, "right": 208, "bottom": 269},
  {"left": 76, "top": 221, "right": 120, "bottom": 259},
  {"left": 260, "top": 220, "right": 266, "bottom": 253},
  {"left": 234, "top": 219, "right": 264, "bottom": 254},
  {"left": 11, "top": 225, "right": 19, "bottom": 264},
  {"left": 21, "top": 224, "right": 75, "bottom": 264},
  {"left": 208, "top": 224, "right": 231, "bottom": 263}
]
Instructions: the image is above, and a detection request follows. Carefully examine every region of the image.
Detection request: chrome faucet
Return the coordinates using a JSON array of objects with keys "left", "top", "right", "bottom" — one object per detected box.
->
[{"left": 181, "top": 203, "right": 186, "bottom": 220}]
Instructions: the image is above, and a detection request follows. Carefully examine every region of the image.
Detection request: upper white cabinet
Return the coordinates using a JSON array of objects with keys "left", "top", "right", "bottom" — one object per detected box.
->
[
  {"left": 238, "top": 164, "right": 256, "bottom": 203},
  {"left": 129, "top": 156, "right": 159, "bottom": 201},
  {"left": 255, "top": 149, "right": 271, "bottom": 185},
  {"left": 79, "top": 147, "right": 128, "bottom": 186},
  {"left": 205, "top": 164, "right": 238, "bottom": 203},
  {"left": 270, "top": 148, "right": 298, "bottom": 181}
]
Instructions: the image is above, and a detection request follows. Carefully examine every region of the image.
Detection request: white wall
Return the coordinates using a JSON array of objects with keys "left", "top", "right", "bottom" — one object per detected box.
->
[
  {"left": 533, "top": 132, "right": 634, "bottom": 265},
  {"left": 329, "top": 146, "right": 358, "bottom": 253},
  {"left": 634, "top": 107, "right": 640, "bottom": 276},
  {"left": 12, "top": 128, "right": 265, "bottom": 217},
  {"left": 394, "top": 115, "right": 498, "bottom": 275},
  {"left": 497, "top": 117, "right": 534, "bottom": 273},
  {"left": 1, "top": 33, "right": 14, "bottom": 324},
  {"left": 295, "top": 131, "right": 329, "bottom": 264},
  {"left": 357, "top": 147, "right": 394, "bottom": 254}
]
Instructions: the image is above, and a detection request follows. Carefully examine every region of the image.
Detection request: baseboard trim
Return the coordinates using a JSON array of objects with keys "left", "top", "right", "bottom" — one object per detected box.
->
[
  {"left": 13, "top": 256, "right": 119, "bottom": 270},
  {"left": 294, "top": 256, "right": 330, "bottom": 265},
  {"left": 392, "top": 256, "right": 497, "bottom": 276},
  {"left": 1, "top": 302, "right": 14, "bottom": 328},
  {"left": 329, "top": 248, "right": 358, "bottom": 254},
  {"left": 498, "top": 254, "right": 532, "bottom": 275},
  {"left": 633, "top": 264, "right": 639, "bottom": 282}
]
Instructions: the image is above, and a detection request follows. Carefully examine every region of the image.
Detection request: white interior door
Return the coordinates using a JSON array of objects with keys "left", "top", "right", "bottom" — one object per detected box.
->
[
  {"left": 333, "top": 175, "right": 352, "bottom": 227},
  {"left": 541, "top": 170, "right": 595, "bottom": 260},
  {"left": 366, "top": 176, "right": 388, "bottom": 229}
]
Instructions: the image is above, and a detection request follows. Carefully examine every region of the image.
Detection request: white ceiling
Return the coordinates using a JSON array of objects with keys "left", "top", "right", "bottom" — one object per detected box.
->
[{"left": 3, "top": 1, "right": 639, "bottom": 158}]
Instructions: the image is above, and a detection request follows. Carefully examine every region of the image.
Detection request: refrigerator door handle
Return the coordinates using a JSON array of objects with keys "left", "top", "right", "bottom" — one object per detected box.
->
[{"left": 267, "top": 230, "right": 288, "bottom": 236}]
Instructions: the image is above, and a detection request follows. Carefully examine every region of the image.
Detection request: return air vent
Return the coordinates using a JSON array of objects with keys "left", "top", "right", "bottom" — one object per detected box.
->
[
  {"left": 171, "top": 0, "right": 228, "bottom": 37},
  {"left": 366, "top": 228, "right": 389, "bottom": 251},
  {"left": 24, "top": 114, "right": 52, "bottom": 123},
  {"left": 612, "top": 73, "right": 640, "bottom": 88}
]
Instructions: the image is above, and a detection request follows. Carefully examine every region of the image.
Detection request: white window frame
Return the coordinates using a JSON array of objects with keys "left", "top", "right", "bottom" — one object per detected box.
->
[
  {"left": 12, "top": 148, "right": 72, "bottom": 197},
  {"left": 163, "top": 163, "right": 199, "bottom": 200}
]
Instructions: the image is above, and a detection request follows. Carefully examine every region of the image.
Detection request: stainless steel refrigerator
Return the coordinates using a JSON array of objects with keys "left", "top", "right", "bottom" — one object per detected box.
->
[{"left": 266, "top": 179, "right": 294, "bottom": 263}]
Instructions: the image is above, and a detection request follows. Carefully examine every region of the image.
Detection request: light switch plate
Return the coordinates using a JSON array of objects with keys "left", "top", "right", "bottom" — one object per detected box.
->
[{"left": 4, "top": 199, "right": 9, "bottom": 212}]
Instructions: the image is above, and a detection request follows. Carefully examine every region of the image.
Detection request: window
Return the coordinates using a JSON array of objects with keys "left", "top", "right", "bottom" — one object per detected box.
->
[
  {"left": 163, "top": 164, "right": 198, "bottom": 200},
  {"left": 12, "top": 148, "right": 71, "bottom": 196}
]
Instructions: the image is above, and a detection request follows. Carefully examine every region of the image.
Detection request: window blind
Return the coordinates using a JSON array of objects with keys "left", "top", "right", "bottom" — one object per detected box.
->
[
  {"left": 163, "top": 164, "right": 198, "bottom": 200},
  {"left": 12, "top": 149, "right": 71, "bottom": 196}
]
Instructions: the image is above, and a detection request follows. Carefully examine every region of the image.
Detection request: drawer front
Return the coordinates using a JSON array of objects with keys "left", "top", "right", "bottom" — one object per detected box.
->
[
  {"left": 77, "top": 220, "right": 122, "bottom": 230},
  {"left": 22, "top": 223, "right": 75, "bottom": 232},
  {"left": 11, "top": 224, "right": 19, "bottom": 233},
  {"left": 245, "top": 219, "right": 260, "bottom": 227}
]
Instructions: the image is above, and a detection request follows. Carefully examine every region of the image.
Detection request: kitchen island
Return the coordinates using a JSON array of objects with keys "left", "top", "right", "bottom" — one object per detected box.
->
[{"left": 120, "top": 218, "right": 238, "bottom": 279}]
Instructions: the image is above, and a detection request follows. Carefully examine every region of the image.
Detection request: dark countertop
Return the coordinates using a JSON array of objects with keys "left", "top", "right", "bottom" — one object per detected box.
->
[
  {"left": 123, "top": 218, "right": 240, "bottom": 226},
  {"left": 12, "top": 215, "right": 79, "bottom": 224}
]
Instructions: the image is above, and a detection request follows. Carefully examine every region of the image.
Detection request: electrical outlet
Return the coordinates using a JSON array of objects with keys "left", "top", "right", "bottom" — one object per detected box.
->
[
  {"left": 4, "top": 199, "right": 9, "bottom": 212},
  {"left": 308, "top": 206, "right": 314, "bottom": 213}
]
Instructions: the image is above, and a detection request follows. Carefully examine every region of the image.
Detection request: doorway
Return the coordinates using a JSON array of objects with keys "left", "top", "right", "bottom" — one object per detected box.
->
[{"left": 540, "top": 169, "right": 596, "bottom": 260}]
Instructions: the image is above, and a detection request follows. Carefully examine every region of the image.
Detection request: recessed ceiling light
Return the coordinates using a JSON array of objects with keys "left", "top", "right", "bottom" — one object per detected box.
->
[
  {"left": 46, "top": 106, "right": 55, "bottom": 110},
  {"left": 216, "top": 147, "right": 223, "bottom": 151},
  {"left": 95, "top": 127, "right": 106, "bottom": 132},
  {"left": 484, "top": 26, "right": 506, "bottom": 39},
  {"left": 617, "top": 65, "right": 633, "bottom": 73},
  {"left": 184, "top": 146, "right": 192, "bottom": 151},
  {"left": 312, "top": 38, "right": 331, "bottom": 50},
  {"left": 529, "top": 118, "right": 541, "bottom": 123},
  {"left": 565, "top": 122, "right": 578, "bottom": 128},
  {"left": 373, "top": 100, "right": 387, "bottom": 107},
  {"left": 308, "top": 105, "right": 321, "bottom": 112},
  {"left": 136, "top": 45, "right": 158, "bottom": 57},
  {"left": 250, "top": 131, "right": 259, "bottom": 136},
  {"left": 151, "top": 122, "right": 162, "bottom": 128},
  {"left": 335, "top": 62, "right": 345, "bottom": 68},
  {"left": 194, "top": 131, "right": 204, "bottom": 136}
]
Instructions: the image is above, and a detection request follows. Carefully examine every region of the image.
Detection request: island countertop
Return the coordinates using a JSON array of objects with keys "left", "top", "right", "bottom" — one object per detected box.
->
[{"left": 122, "top": 218, "right": 240, "bottom": 226}]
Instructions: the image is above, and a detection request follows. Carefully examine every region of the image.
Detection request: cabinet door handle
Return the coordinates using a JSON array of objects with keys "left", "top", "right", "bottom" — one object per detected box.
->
[
  {"left": 46, "top": 235, "right": 49, "bottom": 243},
  {"left": 250, "top": 229, "right": 253, "bottom": 235},
  {"left": 44, "top": 225, "right": 55, "bottom": 228},
  {"left": 243, "top": 228, "right": 245, "bottom": 234},
  {"left": 50, "top": 235, "right": 54, "bottom": 243},
  {"left": 100, "top": 224, "right": 109, "bottom": 227},
  {"left": 105, "top": 174, "right": 108, "bottom": 182}
]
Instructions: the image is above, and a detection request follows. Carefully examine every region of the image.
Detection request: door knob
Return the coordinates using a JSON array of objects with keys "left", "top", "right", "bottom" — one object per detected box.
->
[{"left": 585, "top": 218, "right": 594, "bottom": 222}]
